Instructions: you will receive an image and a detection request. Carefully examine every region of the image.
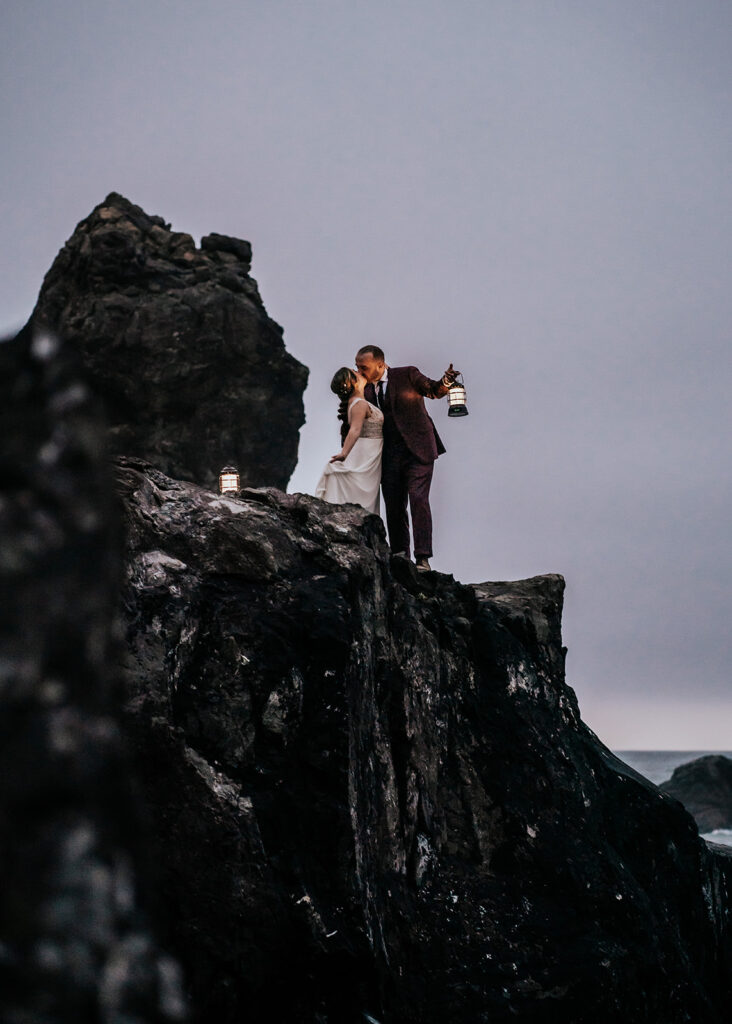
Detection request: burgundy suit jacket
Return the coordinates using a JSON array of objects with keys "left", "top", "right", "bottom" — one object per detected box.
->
[{"left": 366, "top": 365, "right": 447, "bottom": 463}]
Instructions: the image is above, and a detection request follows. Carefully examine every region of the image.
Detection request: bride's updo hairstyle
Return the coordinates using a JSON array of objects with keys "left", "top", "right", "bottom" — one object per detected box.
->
[{"left": 330, "top": 367, "right": 357, "bottom": 442}]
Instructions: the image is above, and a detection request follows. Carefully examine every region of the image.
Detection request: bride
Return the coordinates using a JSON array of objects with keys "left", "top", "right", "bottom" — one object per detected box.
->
[{"left": 315, "top": 367, "right": 384, "bottom": 514}]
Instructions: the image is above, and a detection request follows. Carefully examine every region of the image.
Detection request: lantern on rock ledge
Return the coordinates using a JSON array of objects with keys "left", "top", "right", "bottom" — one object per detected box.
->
[
  {"left": 219, "top": 466, "right": 240, "bottom": 495},
  {"left": 447, "top": 373, "right": 469, "bottom": 417}
]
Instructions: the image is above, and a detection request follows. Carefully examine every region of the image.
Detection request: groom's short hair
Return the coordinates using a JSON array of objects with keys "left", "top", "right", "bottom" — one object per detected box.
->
[{"left": 356, "top": 345, "right": 385, "bottom": 362}]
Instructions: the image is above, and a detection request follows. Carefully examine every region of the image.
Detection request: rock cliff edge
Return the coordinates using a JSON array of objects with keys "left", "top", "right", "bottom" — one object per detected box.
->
[{"left": 116, "top": 458, "right": 732, "bottom": 1023}]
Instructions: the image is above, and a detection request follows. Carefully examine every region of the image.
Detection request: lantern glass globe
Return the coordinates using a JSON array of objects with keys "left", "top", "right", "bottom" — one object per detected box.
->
[
  {"left": 219, "top": 466, "right": 240, "bottom": 494},
  {"left": 447, "top": 380, "right": 468, "bottom": 417}
]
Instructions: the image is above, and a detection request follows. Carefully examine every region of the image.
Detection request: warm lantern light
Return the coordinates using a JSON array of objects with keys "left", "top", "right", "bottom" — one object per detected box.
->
[
  {"left": 447, "top": 373, "right": 469, "bottom": 417},
  {"left": 219, "top": 466, "right": 240, "bottom": 494}
]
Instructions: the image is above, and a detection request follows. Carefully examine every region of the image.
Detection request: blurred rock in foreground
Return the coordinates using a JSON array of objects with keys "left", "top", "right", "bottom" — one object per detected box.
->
[
  {"left": 22, "top": 192, "right": 307, "bottom": 490},
  {"left": 116, "top": 457, "right": 732, "bottom": 1024},
  {"left": 661, "top": 755, "right": 732, "bottom": 833},
  {"left": 0, "top": 329, "right": 185, "bottom": 1023}
]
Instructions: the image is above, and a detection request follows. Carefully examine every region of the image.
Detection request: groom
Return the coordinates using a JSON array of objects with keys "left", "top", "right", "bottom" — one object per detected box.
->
[{"left": 355, "top": 345, "right": 458, "bottom": 571}]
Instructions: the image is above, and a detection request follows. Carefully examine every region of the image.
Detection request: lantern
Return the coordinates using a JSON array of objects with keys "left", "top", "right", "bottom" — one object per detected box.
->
[
  {"left": 446, "top": 373, "right": 469, "bottom": 417},
  {"left": 219, "top": 465, "right": 240, "bottom": 494}
]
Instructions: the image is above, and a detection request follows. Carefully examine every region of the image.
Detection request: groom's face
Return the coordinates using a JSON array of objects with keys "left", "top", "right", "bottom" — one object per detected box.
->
[{"left": 355, "top": 352, "right": 385, "bottom": 383}]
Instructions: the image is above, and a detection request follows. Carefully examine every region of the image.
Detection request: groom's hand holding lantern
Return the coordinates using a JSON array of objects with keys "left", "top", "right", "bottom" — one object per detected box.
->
[
  {"left": 441, "top": 363, "right": 460, "bottom": 390},
  {"left": 443, "top": 364, "right": 469, "bottom": 417}
]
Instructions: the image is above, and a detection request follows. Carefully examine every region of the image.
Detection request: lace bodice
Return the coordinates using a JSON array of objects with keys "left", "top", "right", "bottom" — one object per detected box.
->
[{"left": 350, "top": 397, "right": 383, "bottom": 439}]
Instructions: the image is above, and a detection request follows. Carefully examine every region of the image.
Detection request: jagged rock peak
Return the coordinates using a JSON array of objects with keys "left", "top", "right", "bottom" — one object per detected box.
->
[
  {"left": 65, "top": 191, "right": 253, "bottom": 277},
  {"left": 25, "top": 192, "right": 308, "bottom": 490}
]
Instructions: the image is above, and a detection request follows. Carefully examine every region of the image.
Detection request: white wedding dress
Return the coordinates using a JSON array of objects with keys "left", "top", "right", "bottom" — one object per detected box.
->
[{"left": 315, "top": 398, "right": 384, "bottom": 514}]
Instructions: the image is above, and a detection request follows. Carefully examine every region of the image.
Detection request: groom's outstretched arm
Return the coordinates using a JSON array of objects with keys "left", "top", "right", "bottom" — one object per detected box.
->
[{"left": 408, "top": 364, "right": 459, "bottom": 400}]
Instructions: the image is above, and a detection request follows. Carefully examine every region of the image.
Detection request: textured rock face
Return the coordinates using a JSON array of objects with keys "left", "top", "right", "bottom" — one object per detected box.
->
[
  {"left": 116, "top": 459, "right": 732, "bottom": 1024},
  {"left": 0, "top": 331, "right": 184, "bottom": 1023},
  {"left": 5, "top": 233, "right": 732, "bottom": 1021},
  {"left": 26, "top": 193, "right": 307, "bottom": 490},
  {"left": 661, "top": 756, "right": 732, "bottom": 832}
]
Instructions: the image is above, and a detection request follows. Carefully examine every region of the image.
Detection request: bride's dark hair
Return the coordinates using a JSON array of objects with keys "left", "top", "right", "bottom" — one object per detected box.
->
[{"left": 330, "top": 367, "right": 357, "bottom": 442}]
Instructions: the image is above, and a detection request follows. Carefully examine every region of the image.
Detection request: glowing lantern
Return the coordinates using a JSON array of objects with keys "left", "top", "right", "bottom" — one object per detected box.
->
[
  {"left": 219, "top": 466, "right": 240, "bottom": 494},
  {"left": 447, "top": 373, "right": 469, "bottom": 417}
]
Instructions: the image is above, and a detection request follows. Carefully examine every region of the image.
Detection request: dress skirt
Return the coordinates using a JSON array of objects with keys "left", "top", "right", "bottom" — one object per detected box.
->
[{"left": 315, "top": 436, "right": 383, "bottom": 514}]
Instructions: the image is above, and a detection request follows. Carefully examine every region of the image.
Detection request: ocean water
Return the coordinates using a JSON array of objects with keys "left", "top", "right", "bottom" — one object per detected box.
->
[{"left": 614, "top": 750, "right": 732, "bottom": 848}]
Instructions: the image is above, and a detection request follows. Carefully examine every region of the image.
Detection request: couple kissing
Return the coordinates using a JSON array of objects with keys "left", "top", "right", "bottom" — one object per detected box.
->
[{"left": 315, "top": 345, "right": 459, "bottom": 571}]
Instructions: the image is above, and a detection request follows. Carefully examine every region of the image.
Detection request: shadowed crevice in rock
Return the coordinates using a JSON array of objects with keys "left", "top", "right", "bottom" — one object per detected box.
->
[
  {"left": 116, "top": 458, "right": 732, "bottom": 1024},
  {"left": 23, "top": 192, "right": 307, "bottom": 490}
]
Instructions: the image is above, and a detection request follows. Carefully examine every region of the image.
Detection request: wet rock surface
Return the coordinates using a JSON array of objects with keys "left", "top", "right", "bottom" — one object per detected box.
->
[
  {"left": 661, "top": 755, "right": 732, "bottom": 832},
  {"left": 0, "top": 330, "right": 184, "bottom": 1024},
  {"left": 116, "top": 459, "right": 732, "bottom": 1024},
  {"left": 24, "top": 193, "right": 307, "bottom": 490}
]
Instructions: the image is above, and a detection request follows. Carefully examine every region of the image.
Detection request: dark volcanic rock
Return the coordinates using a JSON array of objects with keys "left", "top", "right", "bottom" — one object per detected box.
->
[
  {"left": 116, "top": 459, "right": 732, "bottom": 1024},
  {"left": 24, "top": 193, "right": 307, "bottom": 490},
  {"left": 0, "top": 331, "right": 184, "bottom": 1022},
  {"left": 661, "top": 755, "right": 732, "bottom": 832},
  {"left": 6, "top": 230, "right": 732, "bottom": 1021}
]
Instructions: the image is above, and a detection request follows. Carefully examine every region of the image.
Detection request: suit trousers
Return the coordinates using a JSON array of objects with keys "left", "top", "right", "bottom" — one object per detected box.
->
[{"left": 381, "top": 439, "right": 435, "bottom": 559}]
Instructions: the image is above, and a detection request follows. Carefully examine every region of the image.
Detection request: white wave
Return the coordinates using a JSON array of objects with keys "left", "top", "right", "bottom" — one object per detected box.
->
[{"left": 702, "top": 829, "right": 732, "bottom": 847}]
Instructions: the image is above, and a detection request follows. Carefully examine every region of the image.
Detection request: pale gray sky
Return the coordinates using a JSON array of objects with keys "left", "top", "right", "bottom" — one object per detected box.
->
[{"left": 2, "top": 0, "right": 731, "bottom": 747}]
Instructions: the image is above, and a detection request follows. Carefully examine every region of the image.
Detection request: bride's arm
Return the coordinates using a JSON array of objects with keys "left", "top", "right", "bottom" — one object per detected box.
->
[{"left": 330, "top": 400, "right": 368, "bottom": 462}]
